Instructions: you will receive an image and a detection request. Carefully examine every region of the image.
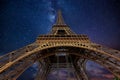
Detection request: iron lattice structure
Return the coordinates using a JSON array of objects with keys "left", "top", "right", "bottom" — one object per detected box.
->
[{"left": 0, "top": 10, "right": 120, "bottom": 80}]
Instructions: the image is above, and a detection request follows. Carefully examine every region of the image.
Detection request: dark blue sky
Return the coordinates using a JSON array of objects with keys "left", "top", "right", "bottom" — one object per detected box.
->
[{"left": 0, "top": 0, "right": 120, "bottom": 80}]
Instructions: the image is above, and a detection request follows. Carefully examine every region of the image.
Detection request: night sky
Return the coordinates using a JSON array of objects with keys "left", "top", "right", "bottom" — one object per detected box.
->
[{"left": 0, "top": 0, "right": 120, "bottom": 80}]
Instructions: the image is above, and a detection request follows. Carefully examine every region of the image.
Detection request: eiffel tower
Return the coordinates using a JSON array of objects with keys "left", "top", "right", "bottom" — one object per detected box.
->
[{"left": 0, "top": 10, "right": 120, "bottom": 80}]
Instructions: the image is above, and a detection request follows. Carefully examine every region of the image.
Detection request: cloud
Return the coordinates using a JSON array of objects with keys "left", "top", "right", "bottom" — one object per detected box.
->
[
  {"left": 90, "top": 78, "right": 103, "bottom": 80},
  {"left": 86, "top": 61, "right": 114, "bottom": 80},
  {"left": 102, "top": 74, "right": 114, "bottom": 79}
]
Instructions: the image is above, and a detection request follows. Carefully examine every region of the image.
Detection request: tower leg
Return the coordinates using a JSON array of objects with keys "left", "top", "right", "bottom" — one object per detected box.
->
[
  {"left": 74, "top": 58, "right": 88, "bottom": 80},
  {"left": 35, "top": 60, "right": 51, "bottom": 80}
]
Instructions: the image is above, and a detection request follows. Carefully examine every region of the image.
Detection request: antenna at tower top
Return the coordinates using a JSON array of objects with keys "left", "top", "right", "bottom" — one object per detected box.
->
[{"left": 56, "top": 10, "right": 66, "bottom": 25}]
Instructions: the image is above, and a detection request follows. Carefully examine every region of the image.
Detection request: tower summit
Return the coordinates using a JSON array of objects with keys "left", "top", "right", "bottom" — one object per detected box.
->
[
  {"left": 51, "top": 10, "right": 76, "bottom": 35},
  {"left": 56, "top": 10, "right": 65, "bottom": 25}
]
